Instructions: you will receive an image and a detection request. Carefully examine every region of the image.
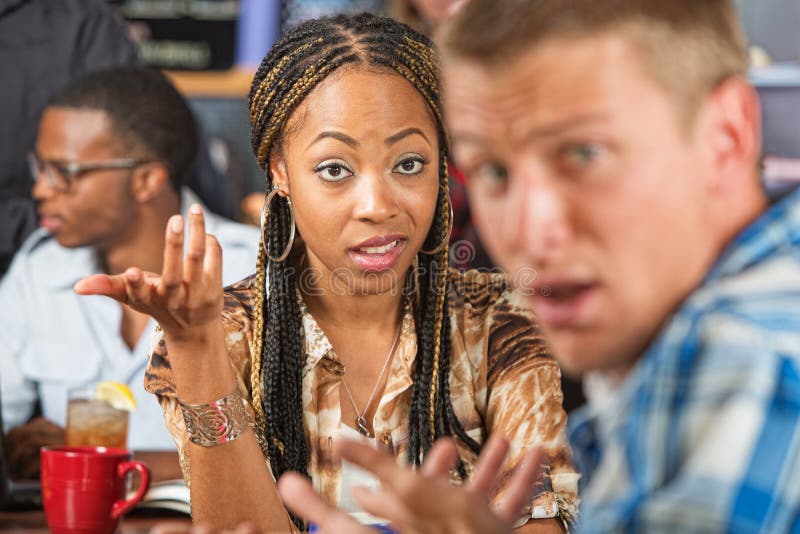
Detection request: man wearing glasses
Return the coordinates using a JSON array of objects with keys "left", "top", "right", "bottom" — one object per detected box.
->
[
  {"left": 0, "top": 67, "right": 259, "bottom": 478},
  {"left": 0, "top": 0, "right": 141, "bottom": 278}
]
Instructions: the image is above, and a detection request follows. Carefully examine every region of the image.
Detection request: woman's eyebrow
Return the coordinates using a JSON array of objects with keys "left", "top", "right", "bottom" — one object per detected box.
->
[
  {"left": 307, "top": 130, "right": 359, "bottom": 150},
  {"left": 386, "top": 127, "right": 430, "bottom": 146},
  {"left": 306, "top": 128, "right": 430, "bottom": 151}
]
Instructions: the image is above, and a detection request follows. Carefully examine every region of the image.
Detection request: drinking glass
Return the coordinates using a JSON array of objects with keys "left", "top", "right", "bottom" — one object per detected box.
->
[{"left": 64, "top": 385, "right": 129, "bottom": 448}]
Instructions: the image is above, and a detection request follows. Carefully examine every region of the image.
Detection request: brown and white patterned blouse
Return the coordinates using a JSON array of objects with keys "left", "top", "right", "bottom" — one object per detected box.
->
[{"left": 144, "top": 269, "right": 579, "bottom": 528}]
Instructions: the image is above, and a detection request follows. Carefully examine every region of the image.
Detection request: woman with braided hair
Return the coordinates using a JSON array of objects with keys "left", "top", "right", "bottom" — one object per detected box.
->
[{"left": 76, "top": 12, "right": 577, "bottom": 533}]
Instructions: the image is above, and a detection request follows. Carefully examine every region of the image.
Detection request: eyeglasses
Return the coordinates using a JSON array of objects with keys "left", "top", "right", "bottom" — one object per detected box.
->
[{"left": 28, "top": 151, "right": 151, "bottom": 192}]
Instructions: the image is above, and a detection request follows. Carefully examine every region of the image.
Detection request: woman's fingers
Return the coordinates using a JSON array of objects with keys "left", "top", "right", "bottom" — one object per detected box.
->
[
  {"left": 277, "top": 471, "right": 326, "bottom": 519},
  {"left": 351, "top": 485, "right": 420, "bottom": 533},
  {"left": 420, "top": 438, "right": 459, "bottom": 478},
  {"left": 74, "top": 274, "right": 129, "bottom": 301},
  {"left": 204, "top": 234, "right": 223, "bottom": 287},
  {"left": 159, "top": 214, "right": 186, "bottom": 308},
  {"left": 494, "top": 447, "right": 543, "bottom": 525},
  {"left": 278, "top": 472, "right": 369, "bottom": 533},
  {"left": 337, "top": 440, "right": 405, "bottom": 490},
  {"left": 149, "top": 522, "right": 193, "bottom": 534},
  {"left": 149, "top": 523, "right": 260, "bottom": 534},
  {"left": 184, "top": 204, "right": 206, "bottom": 285},
  {"left": 466, "top": 435, "right": 510, "bottom": 497},
  {"left": 124, "top": 267, "right": 152, "bottom": 305},
  {"left": 231, "top": 523, "right": 260, "bottom": 534},
  {"left": 338, "top": 439, "right": 441, "bottom": 513},
  {"left": 77, "top": 208, "right": 223, "bottom": 329}
]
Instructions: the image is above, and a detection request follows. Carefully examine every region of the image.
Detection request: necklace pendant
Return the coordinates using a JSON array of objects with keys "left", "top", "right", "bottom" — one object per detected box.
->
[{"left": 356, "top": 416, "right": 371, "bottom": 437}]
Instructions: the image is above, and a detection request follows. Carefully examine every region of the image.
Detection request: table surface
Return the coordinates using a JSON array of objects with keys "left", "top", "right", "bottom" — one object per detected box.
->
[{"left": 0, "top": 451, "right": 191, "bottom": 533}]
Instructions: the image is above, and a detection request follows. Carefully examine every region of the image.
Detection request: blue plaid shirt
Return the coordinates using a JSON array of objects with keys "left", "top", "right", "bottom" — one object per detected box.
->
[{"left": 569, "top": 187, "right": 800, "bottom": 533}]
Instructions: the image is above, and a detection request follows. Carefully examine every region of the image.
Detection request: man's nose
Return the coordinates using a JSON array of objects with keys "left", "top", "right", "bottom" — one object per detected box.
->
[
  {"left": 503, "top": 170, "right": 571, "bottom": 265},
  {"left": 31, "top": 170, "right": 58, "bottom": 201}
]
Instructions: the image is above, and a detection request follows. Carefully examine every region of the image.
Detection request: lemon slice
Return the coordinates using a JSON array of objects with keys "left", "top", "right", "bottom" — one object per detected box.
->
[{"left": 94, "top": 381, "right": 137, "bottom": 411}]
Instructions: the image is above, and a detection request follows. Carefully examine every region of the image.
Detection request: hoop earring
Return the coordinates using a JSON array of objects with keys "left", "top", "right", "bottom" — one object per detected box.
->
[
  {"left": 421, "top": 193, "right": 453, "bottom": 255},
  {"left": 260, "top": 186, "right": 296, "bottom": 263}
]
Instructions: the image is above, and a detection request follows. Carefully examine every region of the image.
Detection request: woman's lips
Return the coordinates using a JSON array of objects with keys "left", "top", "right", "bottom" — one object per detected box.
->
[{"left": 349, "top": 239, "right": 407, "bottom": 272}]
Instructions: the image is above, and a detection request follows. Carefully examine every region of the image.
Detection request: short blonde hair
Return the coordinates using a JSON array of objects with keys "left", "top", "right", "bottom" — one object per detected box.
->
[{"left": 439, "top": 0, "right": 748, "bottom": 122}]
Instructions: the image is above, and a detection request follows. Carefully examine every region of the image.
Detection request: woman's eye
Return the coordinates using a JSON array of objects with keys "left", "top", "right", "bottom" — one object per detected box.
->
[
  {"left": 314, "top": 160, "right": 353, "bottom": 182},
  {"left": 393, "top": 156, "right": 426, "bottom": 176}
]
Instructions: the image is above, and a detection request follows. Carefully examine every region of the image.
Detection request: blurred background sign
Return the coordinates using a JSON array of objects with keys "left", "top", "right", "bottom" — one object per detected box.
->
[{"left": 119, "top": 0, "right": 240, "bottom": 70}]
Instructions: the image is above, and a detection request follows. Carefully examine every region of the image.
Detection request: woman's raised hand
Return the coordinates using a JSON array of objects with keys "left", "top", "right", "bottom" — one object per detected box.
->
[
  {"left": 278, "top": 436, "right": 545, "bottom": 534},
  {"left": 74, "top": 204, "right": 224, "bottom": 341}
]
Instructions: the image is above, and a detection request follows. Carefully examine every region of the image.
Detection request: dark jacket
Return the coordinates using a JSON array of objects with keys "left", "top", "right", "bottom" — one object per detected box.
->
[{"left": 0, "top": 0, "right": 138, "bottom": 275}]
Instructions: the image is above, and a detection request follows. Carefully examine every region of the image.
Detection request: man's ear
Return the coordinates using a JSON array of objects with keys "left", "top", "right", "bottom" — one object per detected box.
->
[
  {"left": 130, "top": 162, "right": 172, "bottom": 203},
  {"left": 268, "top": 147, "right": 290, "bottom": 196},
  {"left": 701, "top": 76, "right": 761, "bottom": 196}
]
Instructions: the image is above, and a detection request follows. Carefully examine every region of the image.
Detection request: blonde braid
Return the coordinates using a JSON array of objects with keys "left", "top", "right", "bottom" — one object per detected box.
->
[
  {"left": 250, "top": 241, "right": 268, "bottom": 435},
  {"left": 427, "top": 163, "right": 451, "bottom": 439}
]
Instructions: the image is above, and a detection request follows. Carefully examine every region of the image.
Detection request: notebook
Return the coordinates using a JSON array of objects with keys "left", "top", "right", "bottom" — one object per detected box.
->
[
  {"left": 0, "top": 389, "right": 43, "bottom": 510},
  {"left": 130, "top": 478, "right": 191, "bottom": 515}
]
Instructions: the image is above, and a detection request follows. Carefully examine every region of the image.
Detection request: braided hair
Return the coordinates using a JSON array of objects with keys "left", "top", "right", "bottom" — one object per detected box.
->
[{"left": 247, "top": 13, "right": 480, "bottom": 525}]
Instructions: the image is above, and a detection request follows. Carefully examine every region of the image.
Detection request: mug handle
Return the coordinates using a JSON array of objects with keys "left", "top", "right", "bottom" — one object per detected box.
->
[{"left": 111, "top": 461, "right": 151, "bottom": 519}]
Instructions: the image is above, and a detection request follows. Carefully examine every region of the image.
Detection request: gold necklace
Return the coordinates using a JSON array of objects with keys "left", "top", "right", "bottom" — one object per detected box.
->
[{"left": 340, "top": 323, "right": 403, "bottom": 437}]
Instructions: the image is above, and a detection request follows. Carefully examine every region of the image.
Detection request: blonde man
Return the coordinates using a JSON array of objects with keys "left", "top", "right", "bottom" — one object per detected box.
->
[{"left": 435, "top": 0, "right": 800, "bottom": 531}]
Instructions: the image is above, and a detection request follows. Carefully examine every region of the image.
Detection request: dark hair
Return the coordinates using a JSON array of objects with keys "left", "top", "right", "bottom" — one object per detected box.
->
[
  {"left": 247, "top": 12, "right": 479, "bottom": 528},
  {"left": 49, "top": 67, "right": 198, "bottom": 192}
]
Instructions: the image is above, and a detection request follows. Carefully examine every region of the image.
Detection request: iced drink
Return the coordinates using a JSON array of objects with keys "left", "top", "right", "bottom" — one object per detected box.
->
[{"left": 65, "top": 388, "right": 130, "bottom": 448}]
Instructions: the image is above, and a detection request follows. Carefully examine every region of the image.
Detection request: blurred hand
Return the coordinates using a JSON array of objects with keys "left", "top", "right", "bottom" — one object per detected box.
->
[
  {"left": 5, "top": 417, "right": 64, "bottom": 479},
  {"left": 150, "top": 522, "right": 260, "bottom": 534},
  {"left": 74, "top": 205, "right": 224, "bottom": 343},
  {"left": 278, "top": 435, "right": 543, "bottom": 534}
]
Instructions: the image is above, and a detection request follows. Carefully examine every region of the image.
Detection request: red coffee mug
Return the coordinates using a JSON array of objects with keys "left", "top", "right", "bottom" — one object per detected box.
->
[{"left": 40, "top": 446, "right": 150, "bottom": 534}]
